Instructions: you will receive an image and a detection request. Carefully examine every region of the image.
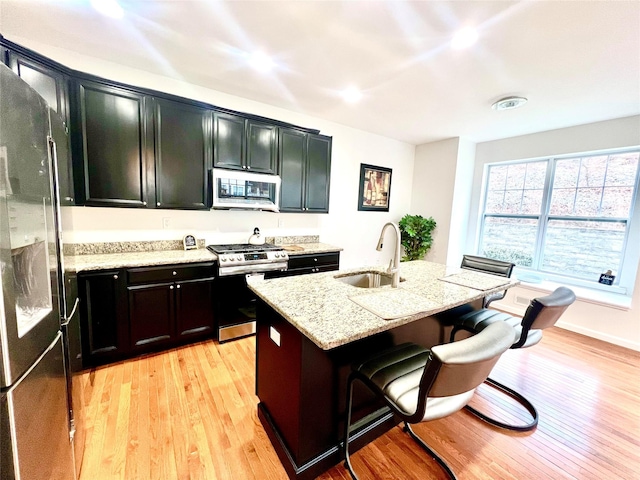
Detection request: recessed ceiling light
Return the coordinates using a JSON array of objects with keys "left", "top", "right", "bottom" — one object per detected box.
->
[
  {"left": 341, "top": 86, "right": 363, "bottom": 104},
  {"left": 451, "top": 27, "right": 478, "bottom": 50},
  {"left": 248, "top": 51, "right": 275, "bottom": 73},
  {"left": 91, "top": 0, "right": 124, "bottom": 19},
  {"left": 491, "top": 96, "right": 528, "bottom": 111}
]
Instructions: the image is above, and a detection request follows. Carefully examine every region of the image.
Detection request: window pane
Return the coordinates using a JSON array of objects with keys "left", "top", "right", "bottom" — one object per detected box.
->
[
  {"left": 605, "top": 153, "right": 639, "bottom": 187},
  {"left": 524, "top": 162, "right": 547, "bottom": 189},
  {"left": 480, "top": 217, "right": 537, "bottom": 267},
  {"left": 487, "top": 165, "right": 508, "bottom": 190},
  {"left": 522, "top": 189, "right": 543, "bottom": 214},
  {"left": 578, "top": 156, "right": 607, "bottom": 187},
  {"left": 554, "top": 159, "right": 579, "bottom": 188},
  {"left": 504, "top": 190, "right": 523, "bottom": 214},
  {"left": 485, "top": 191, "right": 505, "bottom": 213},
  {"left": 574, "top": 187, "right": 602, "bottom": 216},
  {"left": 541, "top": 219, "right": 626, "bottom": 281},
  {"left": 601, "top": 187, "right": 634, "bottom": 217},
  {"left": 549, "top": 188, "right": 575, "bottom": 215},
  {"left": 505, "top": 164, "right": 526, "bottom": 190}
]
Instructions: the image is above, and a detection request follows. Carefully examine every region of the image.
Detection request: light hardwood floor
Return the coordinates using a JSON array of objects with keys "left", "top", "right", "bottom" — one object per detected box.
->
[{"left": 78, "top": 327, "right": 640, "bottom": 480}]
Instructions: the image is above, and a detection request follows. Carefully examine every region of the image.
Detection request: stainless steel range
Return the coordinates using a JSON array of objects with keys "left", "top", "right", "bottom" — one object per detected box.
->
[
  {"left": 207, "top": 243, "right": 288, "bottom": 341},
  {"left": 207, "top": 243, "right": 288, "bottom": 277}
]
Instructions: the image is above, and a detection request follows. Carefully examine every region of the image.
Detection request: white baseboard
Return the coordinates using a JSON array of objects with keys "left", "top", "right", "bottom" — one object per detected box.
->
[
  {"left": 555, "top": 320, "right": 640, "bottom": 352},
  {"left": 490, "top": 302, "right": 640, "bottom": 352}
]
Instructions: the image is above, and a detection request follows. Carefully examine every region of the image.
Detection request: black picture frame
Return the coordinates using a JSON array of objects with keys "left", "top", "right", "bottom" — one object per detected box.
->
[{"left": 358, "top": 163, "right": 392, "bottom": 212}]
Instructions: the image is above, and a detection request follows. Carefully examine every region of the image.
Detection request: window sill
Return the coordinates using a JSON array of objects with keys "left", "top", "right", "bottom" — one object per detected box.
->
[{"left": 514, "top": 280, "right": 632, "bottom": 310}]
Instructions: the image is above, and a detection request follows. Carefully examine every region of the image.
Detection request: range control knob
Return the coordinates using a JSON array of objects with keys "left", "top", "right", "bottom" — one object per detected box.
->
[
  {"left": 221, "top": 257, "right": 227, "bottom": 262},
  {"left": 274, "top": 252, "right": 280, "bottom": 258},
  {"left": 236, "top": 255, "right": 242, "bottom": 261}
]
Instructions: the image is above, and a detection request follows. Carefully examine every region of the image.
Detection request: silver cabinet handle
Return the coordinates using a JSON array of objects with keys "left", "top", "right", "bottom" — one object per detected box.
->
[
  {"left": 170, "top": 285, "right": 174, "bottom": 290},
  {"left": 64, "top": 196, "right": 73, "bottom": 201},
  {"left": 157, "top": 202, "right": 161, "bottom": 206},
  {"left": 176, "top": 284, "right": 181, "bottom": 289},
  {"left": 113, "top": 274, "right": 118, "bottom": 280},
  {"left": 247, "top": 165, "right": 251, "bottom": 169},
  {"left": 172, "top": 271, "right": 177, "bottom": 276},
  {"left": 143, "top": 201, "right": 147, "bottom": 206}
]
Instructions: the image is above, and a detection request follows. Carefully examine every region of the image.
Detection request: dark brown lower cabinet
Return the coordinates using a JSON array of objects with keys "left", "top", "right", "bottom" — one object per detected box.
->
[
  {"left": 78, "top": 269, "right": 129, "bottom": 365},
  {"left": 79, "top": 262, "right": 215, "bottom": 366},
  {"left": 128, "top": 282, "right": 174, "bottom": 351},
  {"left": 267, "top": 252, "right": 340, "bottom": 279},
  {"left": 175, "top": 277, "right": 216, "bottom": 339}
]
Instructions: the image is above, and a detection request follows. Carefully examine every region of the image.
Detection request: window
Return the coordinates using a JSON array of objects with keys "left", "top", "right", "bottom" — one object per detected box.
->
[{"left": 478, "top": 149, "right": 640, "bottom": 294}]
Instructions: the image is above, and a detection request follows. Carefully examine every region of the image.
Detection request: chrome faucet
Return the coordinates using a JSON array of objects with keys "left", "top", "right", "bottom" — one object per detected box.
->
[{"left": 376, "top": 222, "right": 401, "bottom": 288}]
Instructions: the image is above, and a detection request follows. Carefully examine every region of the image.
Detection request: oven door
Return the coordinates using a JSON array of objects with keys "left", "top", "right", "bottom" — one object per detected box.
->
[{"left": 214, "top": 274, "right": 260, "bottom": 342}]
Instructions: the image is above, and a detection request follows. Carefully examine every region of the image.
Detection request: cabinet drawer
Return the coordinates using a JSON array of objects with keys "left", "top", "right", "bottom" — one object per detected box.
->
[
  {"left": 287, "top": 253, "right": 339, "bottom": 270},
  {"left": 127, "top": 262, "right": 214, "bottom": 284}
]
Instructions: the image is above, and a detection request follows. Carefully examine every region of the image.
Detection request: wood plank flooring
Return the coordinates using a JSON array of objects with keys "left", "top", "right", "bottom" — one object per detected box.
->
[{"left": 78, "top": 327, "right": 640, "bottom": 480}]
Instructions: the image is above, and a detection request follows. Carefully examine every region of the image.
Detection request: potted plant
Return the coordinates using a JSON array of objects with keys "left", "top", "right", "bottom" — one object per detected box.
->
[{"left": 399, "top": 214, "right": 436, "bottom": 261}]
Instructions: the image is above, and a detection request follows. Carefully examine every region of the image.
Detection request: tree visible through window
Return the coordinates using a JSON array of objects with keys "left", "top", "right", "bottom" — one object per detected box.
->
[{"left": 479, "top": 150, "right": 640, "bottom": 287}]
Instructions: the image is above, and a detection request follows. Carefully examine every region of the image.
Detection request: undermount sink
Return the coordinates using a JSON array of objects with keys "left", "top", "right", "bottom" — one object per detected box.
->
[{"left": 335, "top": 272, "right": 405, "bottom": 288}]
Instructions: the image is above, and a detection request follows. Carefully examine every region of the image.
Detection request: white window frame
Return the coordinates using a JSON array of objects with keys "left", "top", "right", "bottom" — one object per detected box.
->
[{"left": 476, "top": 147, "right": 640, "bottom": 297}]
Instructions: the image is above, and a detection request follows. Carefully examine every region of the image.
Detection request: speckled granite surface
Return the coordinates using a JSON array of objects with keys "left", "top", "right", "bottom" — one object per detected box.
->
[
  {"left": 64, "top": 240, "right": 340, "bottom": 272},
  {"left": 66, "top": 248, "right": 215, "bottom": 272},
  {"left": 281, "top": 242, "right": 342, "bottom": 256},
  {"left": 64, "top": 239, "right": 206, "bottom": 255},
  {"left": 266, "top": 235, "right": 320, "bottom": 245},
  {"left": 247, "top": 261, "right": 519, "bottom": 350}
]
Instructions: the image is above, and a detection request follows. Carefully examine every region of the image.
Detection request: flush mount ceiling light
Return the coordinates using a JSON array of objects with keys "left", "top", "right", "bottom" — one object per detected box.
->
[
  {"left": 248, "top": 51, "right": 275, "bottom": 73},
  {"left": 90, "top": 0, "right": 124, "bottom": 19},
  {"left": 341, "top": 86, "right": 363, "bottom": 104},
  {"left": 451, "top": 27, "right": 478, "bottom": 50},
  {"left": 491, "top": 96, "right": 528, "bottom": 111}
]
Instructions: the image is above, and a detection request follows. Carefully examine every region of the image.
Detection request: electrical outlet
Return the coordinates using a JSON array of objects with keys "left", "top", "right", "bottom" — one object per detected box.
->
[
  {"left": 162, "top": 217, "right": 170, "bottom": 229},
  {"left": 278, "top": 218, "right": 284, "bottom": 227}
]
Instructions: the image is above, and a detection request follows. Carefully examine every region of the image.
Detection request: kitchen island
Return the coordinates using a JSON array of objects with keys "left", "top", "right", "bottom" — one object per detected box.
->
[{"left": 248, "top": 260, "right": 518, "bottom": 480}]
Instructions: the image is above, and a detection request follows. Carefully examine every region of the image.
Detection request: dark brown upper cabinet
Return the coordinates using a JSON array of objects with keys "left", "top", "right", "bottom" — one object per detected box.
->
[
  {"left": 214, "top": 112, "right": 277, "bottom": 174},
  {"left": 74, "top": 79, "right": 153, "bottom": 208},
  {"left": 152, "top": 98, "right": 212, "bottom": 209},
  {"left": 7, "top": 51, "right": 76, "bottom": 205},
  {"left": 279, "top": 129, "right": 332, "bottom": 213}
]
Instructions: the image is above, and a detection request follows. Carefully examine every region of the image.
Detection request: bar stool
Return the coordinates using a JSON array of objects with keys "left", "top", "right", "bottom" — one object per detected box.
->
[
  {"left": 449, "top": 286, "right": 576, "bottom": 431},
  {"left": 343, "top": 321, "right": 516, "bottom": 480},
  {"left": 460, "top": 254, "right": 515, "bottom": 308}
]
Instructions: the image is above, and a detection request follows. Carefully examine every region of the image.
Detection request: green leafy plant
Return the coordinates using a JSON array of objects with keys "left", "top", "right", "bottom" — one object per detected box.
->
[{"left": 398, "top": 214, "right": 437, "bottom": 261}]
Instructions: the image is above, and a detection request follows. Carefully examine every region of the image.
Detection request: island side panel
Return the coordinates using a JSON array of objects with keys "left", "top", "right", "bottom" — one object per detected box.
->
[{"left": 256, "top": 298, "right": 452, "bottom": 478}]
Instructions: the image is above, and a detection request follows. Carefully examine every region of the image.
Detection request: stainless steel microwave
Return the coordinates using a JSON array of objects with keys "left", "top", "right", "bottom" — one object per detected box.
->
[{"left": 211, "top": 169, "right": 281, "bottom": 212}]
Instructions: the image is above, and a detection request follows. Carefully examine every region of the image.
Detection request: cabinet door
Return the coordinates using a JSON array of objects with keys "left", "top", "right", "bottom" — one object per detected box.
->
[
  {"left": 213, "top": 112, "right": 245, "bottom": 170},
  {"left": 246, "top": 120, "right": 277, "bottom": 173},
  {"left": 175, "top": 277, "right": 215, "bottom": 339},
  {"left": 305, "top": 135, "right": 332, "bottom": 213},
  {"left": 76, "top": 80, "right": 152, "bottom": 207},
  {"left": 79, "top": 270, "right": 128, "bottom": 363},
  {"left": 153, "top": 98, "right": 211, "bottom": 209},
  {"left": 128, "top": 283, "right": 174, "bottom": 351},
  {"left": 8, "top": 51, "right": 75, "bottom": 205},
  {"left": 279, "top": 128, "right": 306, "bottom": 212}
]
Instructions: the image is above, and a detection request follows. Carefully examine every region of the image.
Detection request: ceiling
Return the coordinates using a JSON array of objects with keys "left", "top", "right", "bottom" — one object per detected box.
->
[{"left": 1, "top": 0, "right": 639, "bottom": 145}]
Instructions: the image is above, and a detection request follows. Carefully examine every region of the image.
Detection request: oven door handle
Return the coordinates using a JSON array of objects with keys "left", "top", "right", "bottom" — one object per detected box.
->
[{"left": 218, "top": 262, "right": 288, "bottom": 277}]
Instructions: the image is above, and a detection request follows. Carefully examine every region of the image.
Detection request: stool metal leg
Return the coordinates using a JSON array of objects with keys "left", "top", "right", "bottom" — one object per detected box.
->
[
  {"left": 343, "top": 375, "right": 359, "bottom": 480},
  {"left": 465, "top": 377, "right": 539, "bottom": 432},
  {"left": 403, "top": 423, "right": 457, "bottom": 480}
]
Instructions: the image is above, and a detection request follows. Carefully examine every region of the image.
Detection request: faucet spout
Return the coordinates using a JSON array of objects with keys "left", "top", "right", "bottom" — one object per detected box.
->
[{"left": 376, "top": 222, "right": 401, "bottom": 288}]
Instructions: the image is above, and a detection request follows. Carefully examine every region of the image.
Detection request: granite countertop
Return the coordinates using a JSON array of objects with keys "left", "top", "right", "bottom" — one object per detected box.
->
[
  {"left": 280, "top": 242, "right": 342, "bottom": 255},
  {"left": 247, "top": 260, "right": 519, "bottom": 350},
  {"left": 66, "top": 248, "right": 216, "bottom": 272},
  {"left": 66, "top": 242, "right": 342, "bottom": 272}
]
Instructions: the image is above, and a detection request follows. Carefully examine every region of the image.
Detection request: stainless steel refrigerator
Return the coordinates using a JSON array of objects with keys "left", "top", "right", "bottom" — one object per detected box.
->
[{"left": 0, "top": 63, "right": 76, "bottom": 479}]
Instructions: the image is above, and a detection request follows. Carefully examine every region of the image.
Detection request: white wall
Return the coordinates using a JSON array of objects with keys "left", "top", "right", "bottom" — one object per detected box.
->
[
  {"left": 18, "top": 38, "right": 416, "bottom": 269},
  {"left": 471, "top": 116, "right": 640, "bottom": 351}
]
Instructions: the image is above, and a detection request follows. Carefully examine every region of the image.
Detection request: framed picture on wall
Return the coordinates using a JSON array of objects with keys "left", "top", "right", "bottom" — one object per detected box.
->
[{"left": 358, "top": 163, "right": 392, "bottom": 212}]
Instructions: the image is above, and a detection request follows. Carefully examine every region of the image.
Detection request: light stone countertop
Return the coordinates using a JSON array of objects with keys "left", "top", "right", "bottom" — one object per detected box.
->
[
  {"left": 247, "top": 260, "right": 519, "bottom": 350},
  {"left": 280, "top": 243, "right": 342, "bottom": 255},
  {"left": 65, "top": 243, "right": 342, "bottom": 272},
  {"left": 66, "top": 248, "right": 216, "bottom": 272}
]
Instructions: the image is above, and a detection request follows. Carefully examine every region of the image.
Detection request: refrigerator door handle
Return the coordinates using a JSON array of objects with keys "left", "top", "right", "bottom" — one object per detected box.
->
[{"left": 61, "top": 298, "right": 80, "bottom": 327}]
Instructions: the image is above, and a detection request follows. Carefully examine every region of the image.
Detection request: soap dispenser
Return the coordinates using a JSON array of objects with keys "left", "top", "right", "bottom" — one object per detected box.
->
[{"left": 248, "top": 227, "right": 265, "bottom": 245}]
